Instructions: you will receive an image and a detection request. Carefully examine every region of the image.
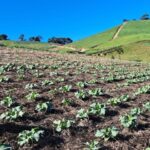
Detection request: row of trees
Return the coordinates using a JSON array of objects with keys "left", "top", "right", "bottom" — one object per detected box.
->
[{"left": 0, "top": 34, "right": 73, "bottom": 45}]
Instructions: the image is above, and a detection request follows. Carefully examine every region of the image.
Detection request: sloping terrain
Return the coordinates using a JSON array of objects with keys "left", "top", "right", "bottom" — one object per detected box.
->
[
  {"left": 0, "top": 48, "right": 150, "bottom": 150},
  {"left": 71, "top": 20, "right": 150, "bottom": 62}
]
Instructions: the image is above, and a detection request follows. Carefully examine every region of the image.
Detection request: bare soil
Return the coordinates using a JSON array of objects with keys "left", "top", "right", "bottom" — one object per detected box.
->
[{"left": 0, "top": 48, "right": 150, "bottom": 150}]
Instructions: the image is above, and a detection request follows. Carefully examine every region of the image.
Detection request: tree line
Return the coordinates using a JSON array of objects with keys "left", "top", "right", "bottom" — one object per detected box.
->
[{"left": 0, "top": 34, "right": 73, "bottom": 45}]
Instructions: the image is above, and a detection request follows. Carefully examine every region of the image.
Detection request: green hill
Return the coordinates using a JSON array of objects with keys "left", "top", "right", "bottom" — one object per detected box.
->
[{"left": 71, "top": 20, "right": 150, "bottom": 62}]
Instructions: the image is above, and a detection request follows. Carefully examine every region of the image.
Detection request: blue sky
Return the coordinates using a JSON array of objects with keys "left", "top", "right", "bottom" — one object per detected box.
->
[{"left": 0, "top": 0, "right": 150, "bottom": 41}]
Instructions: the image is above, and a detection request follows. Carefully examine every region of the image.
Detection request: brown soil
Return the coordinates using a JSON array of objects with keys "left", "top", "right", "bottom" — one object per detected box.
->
[{"left": 0, "top": 48, "right": 150, "bottom": 150}]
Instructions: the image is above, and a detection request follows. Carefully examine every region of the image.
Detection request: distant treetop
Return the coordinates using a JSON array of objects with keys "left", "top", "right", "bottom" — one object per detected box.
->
[
  {"left": 0, "top": 34, "right": 8, "bottom": 40},
  {"left": 48, "top": 37, "right": 73, "bottom": 45},
  {"left": 140, "top": 13, "right": 150, "bottom": 20}
]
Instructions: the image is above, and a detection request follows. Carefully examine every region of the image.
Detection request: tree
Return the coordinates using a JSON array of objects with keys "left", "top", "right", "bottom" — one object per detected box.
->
[
  {"left": 0, "top": 34, "right": 8, "bottom": 40},
  {"left": 29, "top": 36, "right": 42, "bottom": 42},
  {"left": 18, "top": 34, "right": 25, "bottom": 41},
  {"left": 140, "top": 14, "right": 149, "bottom": 20},
  {"left": 48, "top": 37, "right": 73, "bottom": 45},
  {"left": 29, "top": 36, "right": 35, "bottom": 42},
  {"left": 123, "top": 19, "right": 129, "bottom": 22},
  {"left": 34, "top": 36, "right": 42, "bottom": 42}
]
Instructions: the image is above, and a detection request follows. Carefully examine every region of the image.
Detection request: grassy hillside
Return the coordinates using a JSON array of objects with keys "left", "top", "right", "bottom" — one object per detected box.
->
[
  {"left": 119, "top": 20, "right": 150, "bottom": 37},
  {"left": 71, "top": 26, "right": 119, "bottom": 49},
  {"left": 70, "top": 20, "right": 150, "bottom": 62},
  {"left": 101, "top": 41, "right": 150, "bottom": 62}
]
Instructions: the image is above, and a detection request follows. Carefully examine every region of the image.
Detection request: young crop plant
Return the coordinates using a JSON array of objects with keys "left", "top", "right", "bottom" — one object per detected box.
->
[
  {"left": 76, "top": 81, "right": 88, "bottom": 88},
  {"left": 130, "top": 108, "right": 141, "bottom": 116},
  {"left": 85, "top": 140, "right": 101, "bottom": 150},
  {"left": 75, "top": 90, "right": 88, "bottom": 100},
  {"left": 35, "top": 102, "right": 53, "bottom": 113},
  {"left": 88, "top": 103, "right": 106, "bottom": 116},
  {"left": 120, "top": 94, "right": 130, "bottom": 102},
  {"left": 25, "top": 83, "right": 38, "bottom": 90},
  {"left": 17, "top": 128, "right": 44, "bottom": 146},
  {"left": 0, "top": 106, "right": 24, "bottom": 121},
  {"left": 107, "top": 97, "right": 121, "bottom": 106},
  {"left": 0, "top": 144, "right": 12, "bottom": 150},
  {"left": 17, "top": 70, "right": 25, "bottom": 80},
  {"left": 0, "top": 96, "right": 14, "bottom": 107},
  {"left": 120, "top": 113, "right": 138, "bottom": 129},
  {"left": 143, "top": 102, "right": 150, "bottom": 112},
  {"left": 88, "top": 79, "right": 97, "bottom": 84},
  {"left": 61, "top": 99, "right": 73, "bottom": 106},
  {"left": 59, "top": 85, "right": 72, "bottom": 92},
  {"left": 0, "top": 66, "right": 6, "bottom": 75},
  {"left": 53, "top": 119, "right": 75, "bottom": 132},
  {"left": 51, "top": 65, "right": 59, "bottom": 70},
  {"left": 41, "top": 80, "right": 54, "bottom": 86},
  {"left": 0, "top": 76, "right": 10, "bottom": 83},
  {"left": 26, "top": 91, "right": 40, "bottom": 101},
  {"left": 56, "top": 77, "right": 65, "bottom": 82},
  {"left": 33, "top": 69, "right": 44, "bottom": 78},
  {"left": 135, "top": 85, "right": 150, "bottom": 95},
  {"left": 107, "top": 94, "right": 130, "bottom": 106},
  {"left": 88, "top": 88, "right": 104, "bottom": 96},
  {"left": 102, "top": 75, "right": 116, "bottom": 83},
  {"left": 76, "top": 108, "right": 89, "bottom": 119},
  {"left": 95, "top": 126, "right": 119, "bottom": 141}
]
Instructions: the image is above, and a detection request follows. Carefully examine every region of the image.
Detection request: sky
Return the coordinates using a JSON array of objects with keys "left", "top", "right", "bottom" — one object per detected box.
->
[{"left": 0, "top": 0, "right": 150, "bottom": 41}]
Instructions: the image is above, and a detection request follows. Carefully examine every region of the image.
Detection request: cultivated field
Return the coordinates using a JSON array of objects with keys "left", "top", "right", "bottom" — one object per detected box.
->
[{"left": 0, "top": 48, "right": 150, "bottom": 150}]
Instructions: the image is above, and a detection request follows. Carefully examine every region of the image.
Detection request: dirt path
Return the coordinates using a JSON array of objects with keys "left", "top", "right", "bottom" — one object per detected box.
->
[{"left": 112, "top": 22, "right": 127, "bottom": 40}]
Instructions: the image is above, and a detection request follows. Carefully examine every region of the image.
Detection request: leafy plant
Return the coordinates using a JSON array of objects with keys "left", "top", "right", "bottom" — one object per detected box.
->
[
  {"left": 107, "top": 97, "right": 121, "bottom": 106},
  {"left": 120, "top": 113, "right": 138, "bottom": 128},
  {"left": 0, "top": 76, "right": 10, "bottom": 83},
  {"left": 59, "top": 85, "right": 72, "bottom": 92},
  {"left": 53, "top": 119, "right": 74, "bottom": 132},
  {"left": 76, "top": 108, "right": 88, "bottom": 119},
  {"left": 0, "top": 106, "right": 24, "bottom": 121},
  {"left": 85, "top": 140, "right": 101, "bottom": 150},
  {"left": 0, "top": 96, "right": 14, "bottom": 107},
  {"left": 143, "top": 102, "right": 150, "bottom": 112},
  {"left": 95, "top": 126, "right": 119, "bottom": 141},
  {"left": 35, "top": 102, "right": 53, "bottom": 113},
  {"left": 41, "top": 80, "right": 54, "bottom": 86},
  {"left": 88, "top": 103, "right": 106, "bottom": 116},
  {"left": 33, "top": 69, "right": 44, "bottom": 78},
  {"left": 76, "top": 81, "right": 87, "bottom": 88},
  {"left": 61, "top": 99, "right": 73, "bottom": 106},
  {"left": 75, "top": 90, "right": 88, "bottom": 100},
  {"left": 56, "top": 77, "right": 65, "bottom": 82},
  {"left": 88, "top": 79, "right": 97, "bottom": 84},
  {"left": 25, "top": 83, "right": 38, "bottom": 90},
  {"left": 18, "top": 128, "right": 44, "bottom": 146},
  {"left": 107, "top": 95, "right": 129, "bottom": 106},
  {"left": 88, "top": 88, "right": 104, "bottom": 96},
  {"left": 135, "top": 85, "right": 150, "bottom": 95},
  {"left": 120, "top": 94, "right": 130, "bottom": 102},
  {"left": 130, "top": 108, "right": 141, "bottom": 116},
  {"left": 26, "top": 91, "right": 40, "bottom": 101}
]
